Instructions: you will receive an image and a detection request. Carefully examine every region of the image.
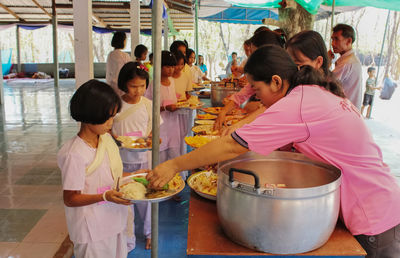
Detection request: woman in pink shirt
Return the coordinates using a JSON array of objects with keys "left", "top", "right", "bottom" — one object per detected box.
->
[{"left": 148, "top": 45, "right": 400, "bottom": 257}]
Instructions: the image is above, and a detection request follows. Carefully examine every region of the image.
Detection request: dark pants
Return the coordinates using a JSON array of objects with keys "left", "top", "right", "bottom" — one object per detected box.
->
[{"left": 355, "top": 224, "right": 400, "bottom": 258}]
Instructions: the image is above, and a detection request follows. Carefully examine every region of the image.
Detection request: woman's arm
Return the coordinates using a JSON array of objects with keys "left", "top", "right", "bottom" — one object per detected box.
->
[
  {"left": 63, "top": 190, "right": 131, "bottom": 207},
  {"left": 147, "top": 135, "right": 248, "bottom": 188},
  {"left": 221, "top": 105, "right": 266, "bottom": 136},
  {"left": 214, "top": 100, "right": 237, "bottom": 130}
]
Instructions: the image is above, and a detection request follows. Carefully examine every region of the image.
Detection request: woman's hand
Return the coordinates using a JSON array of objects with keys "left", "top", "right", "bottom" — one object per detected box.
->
[
  {"left": 214, "top": 111, "right": 227, "bottom": 131},
  {"left": 105, "top": 190, "right": 132, "bottom": 205},
  {"left": 146, "top": 161, "right": 178, "bottom": 189},
  {"left": 165, "top": 104, "right": 178, "bottom": 112}
]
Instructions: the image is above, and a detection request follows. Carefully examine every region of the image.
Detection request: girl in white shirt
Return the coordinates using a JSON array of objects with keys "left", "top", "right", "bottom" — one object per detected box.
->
[
  {"left": 58, "top": 79, "right": 131, "bottom": 258},
  {"left": 112, "top": 62, "right": 153, "bottom": 251}
]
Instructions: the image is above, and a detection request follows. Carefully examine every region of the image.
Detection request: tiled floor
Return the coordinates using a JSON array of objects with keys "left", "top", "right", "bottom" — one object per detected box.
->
[{"left": 0, "top": 78, "right": 399, "bottom": 258}]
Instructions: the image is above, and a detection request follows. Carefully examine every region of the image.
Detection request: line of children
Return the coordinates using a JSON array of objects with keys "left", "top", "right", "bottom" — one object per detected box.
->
[
  {"left": 58, "top": 80, "right": 132, "bottom": 258},
  {"left": 112, "top": 62, "right": 153, "bottom": 251}
]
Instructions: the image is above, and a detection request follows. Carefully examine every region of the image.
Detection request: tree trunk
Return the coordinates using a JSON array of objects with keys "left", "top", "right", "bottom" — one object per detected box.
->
[
  {"left": 219, "top": 23, "right": 229, "bottom": 59},
  {"left": 384, "top": 12, "right": 400, "bottom": 78}
]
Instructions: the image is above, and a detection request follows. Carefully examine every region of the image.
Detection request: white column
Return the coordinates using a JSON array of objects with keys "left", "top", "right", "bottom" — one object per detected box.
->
[
  {"left": 16, "top": 25, "right": 21, "bottom": 73},
  {"left": 52, "top": 0, "right": 59, "bottom": 88},
  {"left": 73, "top": 0, "right": 93, "bottom": 88},
  {"left": 163, "top": 17, "right": 168, "bottom": 50},
  {"left": 131, "top": 0, "right": 140, "bottom": 59}
]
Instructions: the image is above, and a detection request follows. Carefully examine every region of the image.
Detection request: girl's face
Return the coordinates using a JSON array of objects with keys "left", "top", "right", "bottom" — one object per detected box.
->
[
  {"left": 244, "top": 44, "right": 251, "bottom": 57},
  {"left": 178, "top": 46, "right": 187, "bottom": 56},
  {"left": 126, "top": 77, "right": 146, "bottom": 99},
  {"left": 287, "top": 48, "right": 323, "bottom": 71},
  {"left": 162, "top": 65, "right": 175, "bottom": 77},
  {"left": 188, "top": 53, "right": 195, "bottom": 65},
  {"left": 247, "top": 74, "right": 286, "bottom": 108},
  {"left": 174, "top": 59, "right": 185, "bottom": 74},
  {"left": 140, "top": 51, "right": 148, "bottom": 61}
]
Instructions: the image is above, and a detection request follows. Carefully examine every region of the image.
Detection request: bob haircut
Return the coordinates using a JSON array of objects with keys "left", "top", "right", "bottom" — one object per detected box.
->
[
  {"left": 170, "top": 40, "right": 188, "bottom": 55},
  {"left": 134, "top": 44, "right": 148, "bottom": 59},
  {"left": 174, "top": 51, "right": 186, "bottom": 64},
  {"left": 162, "top": 51, "right": 177, "bottom": 67},
  {"left": 118, "top": 62, "right": 149, "bottom": 92},
  {"left": 286, "top": 30, "right": 330, "bottom": 76},
  {"left": 250, "top": 30, "right": 285, "bottom": 48},
  {"left": 111, "top": 31, "right": 126, "bottom": 49},
  {"left": 70, "top": 79, "right": 122, "bottom": 124},
  {"left": 244, "top": 45, "right": 345, "bottom": 98},
  {"left": 186, "top": 48, "right": 195, "bottom": 58}
]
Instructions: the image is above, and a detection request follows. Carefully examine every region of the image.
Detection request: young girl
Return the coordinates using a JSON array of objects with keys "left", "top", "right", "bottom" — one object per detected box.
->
[
  {"left": 134, "top": 44, "right": 148, "bottom": 70},
  {"left": 145, "top": 51, "right": 181, "bottom": 163},
  {"left": 58, "top": 79, "right": 131, "bottom": 258},
  {"left": 148, "top": 45, "right": 400, "bottom": 258},
  {"left": 112, "top": 62, "right": 152, "bottom": 251},
  {"left": 187, "top": 48, "right": 208, "bottom": 84}
]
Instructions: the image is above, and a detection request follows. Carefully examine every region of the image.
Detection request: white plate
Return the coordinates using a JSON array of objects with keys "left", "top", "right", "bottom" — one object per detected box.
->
[
  {"left": 120, "top": 173, "right": 185, "bottom": 203},
  {"left": 187, "top": 171, "right": 217, "bottom": 201},
  {"left": 117, "top": 136, "right": 151, "bottom": 152}
]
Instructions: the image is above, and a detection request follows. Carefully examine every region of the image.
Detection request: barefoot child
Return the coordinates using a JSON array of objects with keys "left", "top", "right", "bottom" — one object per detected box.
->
[
  {"left": 58, "top": 79, "right": 131, "bottom": 258},
  {"left": 112, "top": 62, "right": 153, "bottom": 250}
]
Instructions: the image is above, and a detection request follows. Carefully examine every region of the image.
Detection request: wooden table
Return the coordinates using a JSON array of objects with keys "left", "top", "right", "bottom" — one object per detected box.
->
[{"left": 187, "top": 192, "right": 366, "bottom": 257}]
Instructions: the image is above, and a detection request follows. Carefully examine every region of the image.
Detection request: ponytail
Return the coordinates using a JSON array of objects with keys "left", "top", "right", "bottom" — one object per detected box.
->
[{"left": 291, "top": 66, "right": 345, "bottom": 98}]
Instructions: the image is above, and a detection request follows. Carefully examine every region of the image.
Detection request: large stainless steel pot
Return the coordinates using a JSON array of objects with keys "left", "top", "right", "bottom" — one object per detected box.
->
[
  {"left": 217, "top": 151, "right": 341, "bottom": 254},
  {"left": 211, "top": 83, "right": 241, "bottom": 107}
]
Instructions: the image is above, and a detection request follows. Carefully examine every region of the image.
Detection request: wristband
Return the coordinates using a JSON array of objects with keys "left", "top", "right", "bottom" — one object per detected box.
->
[{"left": 102, "top": 190, "right": 110, "bottom": 202}]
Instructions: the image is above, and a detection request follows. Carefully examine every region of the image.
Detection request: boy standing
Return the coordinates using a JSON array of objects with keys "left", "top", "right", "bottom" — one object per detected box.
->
[{"left": 361, "top": 67, "right": 380, "bottom": 118}]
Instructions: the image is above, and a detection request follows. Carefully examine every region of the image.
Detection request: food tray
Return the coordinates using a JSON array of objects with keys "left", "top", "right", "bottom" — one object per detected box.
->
[
  {"left": 194, "top": 119, "right": 215, "bottom": 125},
  {"left": 184, "top": 135, "right": 220, "bottom": 148},
  {"left": 176, "top": 101, "right": 204, "bottom": 110},
  {"left": 120, "top": 173, "right": 185, "bottom": 203},
  {"left": 187, "top": 170, "right": 217, "bottom": 201},
  {"left": 117, "top": 136, "right": 151, "bottom": 152},
  {"left": 201, "top": 107, "right": 223, "bottom": 115},
  {"left": 191, "top": 124, "right": 218, "bottom": 136},
  {"left": 196, "top": 113, "right": 217, "bottom": 120}
]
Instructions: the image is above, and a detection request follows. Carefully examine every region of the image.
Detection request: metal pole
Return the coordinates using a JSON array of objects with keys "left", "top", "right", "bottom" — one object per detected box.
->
[
  {"left": 52, "top": 0, "right": 59, "bottom": 88},
  {"left": 195, "top": 0, "right": 199, "bottom": 62},
  {"left": 151, "top": 0, "right": 163, "bottom": 257},
  {"left": 0, "top": 49, "right": 3, "bottom": 106},
  {"left": 369, "top": 10, "right": 391, "bottom": 119},
  {"left": 16, "top": 25, "right": 21, "bottom": 73},
  {"left": 329, "top": 0, "right": 335, "bottom": 49},
  {"left": 163, "top": 17, "right": 169, "bottom": 50},
  {"left": 131, "top": 0, "right": 140, "bottom": 59}
]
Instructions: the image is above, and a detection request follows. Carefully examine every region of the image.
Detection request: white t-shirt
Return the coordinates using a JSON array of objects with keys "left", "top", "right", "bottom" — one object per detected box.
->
[
  {"left": 174, "top": 72, "right": 192, "bottom": 100},
  {"left": 190, "top": 65, "right": 204, "bottom": 84},
  {"left": 57, "top": 136, "right": 128, "bottom": 243},
  {"left": 106, "top": 49, "right": 131, "bottom": 95}
]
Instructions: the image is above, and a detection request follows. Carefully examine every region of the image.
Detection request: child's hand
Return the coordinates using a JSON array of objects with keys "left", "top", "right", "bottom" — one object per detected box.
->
[
  {"left": 104, "top": 190, "right": 131, "bottom": 205},
  {"left": 165, "top": 104, "right": 178, "bottom": 112}
]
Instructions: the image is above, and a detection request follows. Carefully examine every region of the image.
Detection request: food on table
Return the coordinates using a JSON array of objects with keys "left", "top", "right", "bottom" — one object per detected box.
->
[
  {"left": 192, "top": 125, "right": 219, "bottom": 135},
  {"left": 185, "top": 135, "right": 219, "bottom": 148},
  {"left": 176, "top": 95, "right": 202, "bottom": 109},
  {"left": 117, "top": 136, "right": 152, "bottom": 149},
  {"left": 201, "top": 107, "right": 223, "bottom": 114},
  {"left": 189, "top": 171, "right": 218, "bottom": 196},
  {"left": 120, "top": 181, "right": 147, "bottom": 199},
  {"left": 196, "top": 113, "right": 217, "bottom": 120},
  {"left": 195, "top": 119, "right": 215, "bottom": 125}
]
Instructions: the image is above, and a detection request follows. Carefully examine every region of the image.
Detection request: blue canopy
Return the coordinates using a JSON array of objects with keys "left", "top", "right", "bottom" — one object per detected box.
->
[{"left": 201, "top": 7, "right": 278, "bottom": 24}]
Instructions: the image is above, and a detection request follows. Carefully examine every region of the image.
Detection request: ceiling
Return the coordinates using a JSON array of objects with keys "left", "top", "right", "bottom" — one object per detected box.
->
[{"left": 0, "top": 0, "right": 195, "bottom": 31}]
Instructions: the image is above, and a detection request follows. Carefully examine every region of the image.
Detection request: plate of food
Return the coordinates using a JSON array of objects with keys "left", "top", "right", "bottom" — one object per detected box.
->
[
  {"left": 176, "top": 96, "right": 204, "bottom": 109},
  {"left": 187, "top": 170, "right": 217, "bottom": 201},
  {"left": 196, "top": 113, "right": 217, "bottom": 120},
  {"left": 191, "top": 125, "right": 219, "bottom": 135},
  {"left": 201, "top": 107, "right": 223, "bottom": 115},
  {"left": 194, "top": 119, "right": 215, "bottom": 125},
  {"left": 184, "top": 135, "right": 219, "bottom": 148},
  {"left": 120, "top": 173, "right": 185, "bottom": 203},
  {"left": 117, "top": 136, "right": 152, "bottom": 152}
]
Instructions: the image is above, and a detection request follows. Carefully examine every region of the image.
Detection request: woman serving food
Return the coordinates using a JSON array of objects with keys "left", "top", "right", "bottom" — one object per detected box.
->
[{"left": 147, "top": 45, "right": 400, "bottom": 257}]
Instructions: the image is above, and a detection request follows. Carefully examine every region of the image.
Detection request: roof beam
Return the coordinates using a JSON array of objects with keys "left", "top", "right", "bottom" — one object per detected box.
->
[
  {"left": 31, "top": 0, "right": 52, "bottom": 18},
  {"left": 0, "top": 3, "right": 24, "bottom": 21},
  {"left": 92, "top": 13, "right": 107, "bottom": 27}
]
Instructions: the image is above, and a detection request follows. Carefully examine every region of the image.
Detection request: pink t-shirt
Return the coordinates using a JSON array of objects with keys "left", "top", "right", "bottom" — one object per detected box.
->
[
  {"left": 235, "top": 85, "right": 400, "bottom": 236},
  {"left": 57, "top": 135, "right": 128, "bottom": 243},
  {"left": 229, "top": 83, "right": 255, "bottom": 106}
]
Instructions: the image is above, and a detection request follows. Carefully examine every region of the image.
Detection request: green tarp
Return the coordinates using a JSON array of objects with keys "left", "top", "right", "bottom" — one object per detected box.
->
[{"left": 226, "top": 0, "right": 400, "bottom": 15}]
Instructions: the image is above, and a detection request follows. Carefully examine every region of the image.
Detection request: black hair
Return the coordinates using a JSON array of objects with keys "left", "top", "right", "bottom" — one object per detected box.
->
[
  {"left": 367, "top": 67, "right": 376, "bottom": 73},
  {"left": 250, "top": 30, "right": 285, "bottom": 48},
  {"left": 134, "top": 44, "right": 148, "bottom": 59},
  {"left": 286, "top": 30, "right": 330, "bottom": 77},
  {"left": 70, "top": 79, "right": 122, "bottom": 124},
  {"left": 111, "top": 31, "right": 126, "bottom": 49},
  {"left": 232, "top": 52, "right": 237, "bottom": 56},
  {"left": 333, "top": 24, "right": 356, "bottom": 44},
  {"left": 254, "top": 26, "right": 271, "bottom": 35},
  {"left": 244, "top": 45, "right": 345, "bottom": 98},
  {"left": 174, "top": 51, "right": 186, "bottom": 65},
  {"left": 244, "top": 39, "right": 252, "bottom": 46},
  {"left": 149, "top": 53, "right": 153, "bottom": 60},
  {"left": 162, "top": 51, "right": 177, "bottom": 67},
  {"left": 186, "top": 48, "right": 195, "bottom": 59},
  {"left": 170, "top": 40, "right": 188, "bottom": 55},
  {"left": 118, "top": 62, "right": 150, "bottom": 92}
]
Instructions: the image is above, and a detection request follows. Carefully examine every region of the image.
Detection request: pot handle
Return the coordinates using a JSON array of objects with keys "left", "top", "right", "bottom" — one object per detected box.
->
[{"left": 228, "top": 168, "right": 260, "bottom": 189}]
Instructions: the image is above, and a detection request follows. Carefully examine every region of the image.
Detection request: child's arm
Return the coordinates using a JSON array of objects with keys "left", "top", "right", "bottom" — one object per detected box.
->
[{"left": 63, "top": 189, "right": 131, "bottom": 207}]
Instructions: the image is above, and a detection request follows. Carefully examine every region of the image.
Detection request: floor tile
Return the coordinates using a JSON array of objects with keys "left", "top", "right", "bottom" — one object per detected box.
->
[
  {"left": 0, "top": 209, "right": 47, "bottom": 242},
  {"left": 7, "top": 242, "right": 60, "bottom": 258}
]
